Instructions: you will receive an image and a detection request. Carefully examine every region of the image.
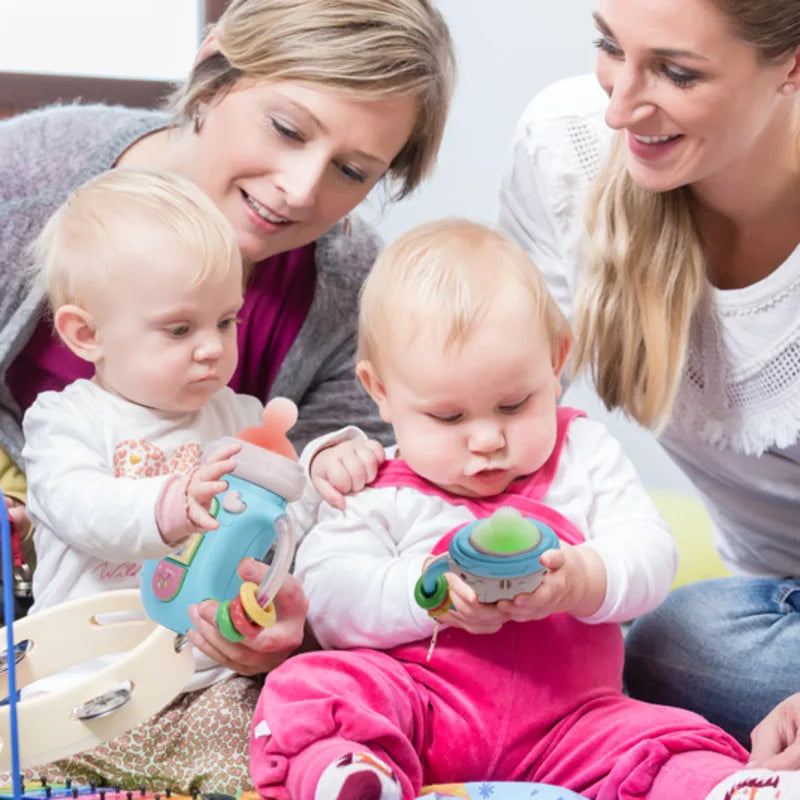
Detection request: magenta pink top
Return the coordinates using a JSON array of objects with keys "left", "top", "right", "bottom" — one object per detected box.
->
[{"left": 7, "top": 245, "right": 317, "bottom": 413}]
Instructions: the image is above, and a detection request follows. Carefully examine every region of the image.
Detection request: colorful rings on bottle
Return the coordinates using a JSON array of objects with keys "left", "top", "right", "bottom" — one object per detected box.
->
[
  {"left": 228, "top": 593, "right": 264, "bottom": 639},
  {"left": 414, "top": 574, "right": 451, "bottom": 618},
  {"left": 239, "top": 581, "right": 277, "bottom": 628},
  {"left": 216, "top": 600, "right": 246, "bottom": 643},
  {"left": 215, "top": 581, "right": 277, "bottom": 642}
]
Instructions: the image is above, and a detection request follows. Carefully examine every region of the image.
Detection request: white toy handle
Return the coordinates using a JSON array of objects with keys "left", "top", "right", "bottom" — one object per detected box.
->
[{"left": 0, "top": 589, "right": 194, "bottom": 770}]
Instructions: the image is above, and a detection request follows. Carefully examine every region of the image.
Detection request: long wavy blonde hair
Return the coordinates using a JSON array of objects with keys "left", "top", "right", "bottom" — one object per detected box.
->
[{"left": 572, "top": 0, "right": 800, "bottom": 429}]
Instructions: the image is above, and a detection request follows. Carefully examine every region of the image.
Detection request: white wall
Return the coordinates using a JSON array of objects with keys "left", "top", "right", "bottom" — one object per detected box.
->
[{"left": 364, "top": 1, "right": 696, "bottom": 494}]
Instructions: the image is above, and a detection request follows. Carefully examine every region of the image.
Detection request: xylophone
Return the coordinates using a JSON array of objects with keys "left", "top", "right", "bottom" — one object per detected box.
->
[
  {"left": 0, "top": 779, "right": 257, "bottom": 800},
  {"left": 0, "top": 779, "right": 588, "bottom": 800}
]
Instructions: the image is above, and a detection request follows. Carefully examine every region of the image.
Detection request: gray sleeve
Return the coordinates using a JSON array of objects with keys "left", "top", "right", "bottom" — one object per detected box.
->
[
  {"left": 0, "top": 104, "right": 169, "bottom": 463},
  {"left": 270, "top": 216, "right": 394, "bottom": 451}
]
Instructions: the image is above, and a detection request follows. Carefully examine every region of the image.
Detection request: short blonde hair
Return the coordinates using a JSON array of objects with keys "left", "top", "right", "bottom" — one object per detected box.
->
[
  {"left": 168, "top": 0, "right": 455, "bottom": 200},
  {"left": 359, "top": 218, "right": 571, "bottom": 367},
  {"left": 32, "top": 168, "right": 242, "bottom": 311}
]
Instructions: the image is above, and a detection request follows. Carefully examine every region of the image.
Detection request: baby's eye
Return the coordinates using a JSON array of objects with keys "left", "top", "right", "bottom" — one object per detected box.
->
[
  {"left": 499, "top": 395, "right": 531, "bottom": 415},
  {"left": 167, "top": 324, "right": 190, "bottom": 338},
  {"left": 218, "top": 317, "right": 239, "bottom": 331},
  {"left": 429, "top": 412, "right": 463, "bottom": 424}
]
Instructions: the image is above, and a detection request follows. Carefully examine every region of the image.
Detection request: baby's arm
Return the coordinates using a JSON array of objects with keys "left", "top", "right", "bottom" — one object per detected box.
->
[
  {"left": 23, "top": 392, "right": 193, "bottom": 562},
  {"left": 500, "top": 418, "right": 676, "bottom": 625},
  {"left": 295, "top": 489, "right": 466, "bottom": 650}
]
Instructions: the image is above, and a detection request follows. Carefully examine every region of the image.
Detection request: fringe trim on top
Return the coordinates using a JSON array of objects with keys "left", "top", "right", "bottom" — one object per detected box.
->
[{"left": 666, "top": 374, "right": 800, "bottom": 457}]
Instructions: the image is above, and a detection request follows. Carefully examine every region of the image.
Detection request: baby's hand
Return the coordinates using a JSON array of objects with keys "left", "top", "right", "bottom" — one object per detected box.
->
[
  {"left": 185, "top": 440, "right": 243, "bottom": 533},
  {"left": 310, "top": 438, "right": 385, "bottom": 509},
  {"left": 432, "top": 571, "right": 508, "bottom": 635},
  {"left": 496, "top": 543, "right": 606, "bottom": 622}
]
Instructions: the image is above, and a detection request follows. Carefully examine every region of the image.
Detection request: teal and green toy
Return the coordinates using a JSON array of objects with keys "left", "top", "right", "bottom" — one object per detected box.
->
[
  {"left": 141, "top": 398, "right": 304, "bottom": 641},
  {"left": 414, "top": 507, "right": 559, "bottom": 615}
]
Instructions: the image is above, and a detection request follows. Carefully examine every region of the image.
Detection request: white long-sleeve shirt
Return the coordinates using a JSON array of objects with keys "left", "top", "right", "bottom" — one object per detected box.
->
[
  {"left": 498, "top": 74, "right": 800, "bottom": 579},
  {"left": 296, "top": 417, "right": 676, "bottom": 651}
]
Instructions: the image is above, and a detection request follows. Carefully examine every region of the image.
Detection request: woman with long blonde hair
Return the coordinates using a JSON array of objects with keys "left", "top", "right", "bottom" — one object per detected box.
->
[{"left": 500, "top": 0, "right": 800, "bottom": 771}]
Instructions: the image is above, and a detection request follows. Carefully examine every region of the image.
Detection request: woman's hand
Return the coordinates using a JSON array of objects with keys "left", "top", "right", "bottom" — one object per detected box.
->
[
  {"left": 749, "top": 693, "right": 800, "bottom": 770},
  {"left": 186, "top": 558, "right": 309, "bottom": 675},
  {"left": 309, "top": 438, "right": 386, "bottom": 509},
  {"left": 496, "top": 542, "right": 607, "bottom": 622}
]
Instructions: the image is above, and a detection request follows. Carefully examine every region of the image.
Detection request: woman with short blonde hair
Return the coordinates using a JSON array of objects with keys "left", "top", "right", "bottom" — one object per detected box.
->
[{"left": 0, "top": 0, "right": 455, "bottom": 790}]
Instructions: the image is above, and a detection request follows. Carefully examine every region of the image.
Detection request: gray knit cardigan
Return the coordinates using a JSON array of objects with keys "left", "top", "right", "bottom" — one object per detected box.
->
[{"left": 0, "top": 104, "right": 391, "bottom": 465}]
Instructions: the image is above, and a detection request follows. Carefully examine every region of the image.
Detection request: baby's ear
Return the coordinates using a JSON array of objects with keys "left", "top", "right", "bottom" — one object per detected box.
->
[
  {"left": 356, "top": 360, "right": 392, "bottom": 423},
  {"left": 53, "top": 304, "right": 102, "bottom": 363},
  {"left": 552, "top": 334, "right": 572, "bottom": 379}
]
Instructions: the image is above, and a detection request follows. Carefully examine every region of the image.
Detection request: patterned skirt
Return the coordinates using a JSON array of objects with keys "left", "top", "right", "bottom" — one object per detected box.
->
[{"left": 8, "top": 675, "right": 261, "bottom": 794}]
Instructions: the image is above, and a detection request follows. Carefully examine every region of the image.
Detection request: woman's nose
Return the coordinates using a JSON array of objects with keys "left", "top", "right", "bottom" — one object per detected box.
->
[
  {"left": 602, "top": 62, "right": 657, "bottom": 131},
  {"left": 275, "top": 151, "right": 327, "bottom": 210}
]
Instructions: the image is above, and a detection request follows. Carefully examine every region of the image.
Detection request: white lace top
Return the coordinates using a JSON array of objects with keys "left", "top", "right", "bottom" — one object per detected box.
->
[{"left": 499, "top": 74, "right": 800, "bottom": 579}]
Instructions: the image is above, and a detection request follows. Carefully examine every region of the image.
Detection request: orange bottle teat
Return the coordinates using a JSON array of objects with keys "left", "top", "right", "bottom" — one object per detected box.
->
[{"left": 236, "top": 397, "right": 299, "bottom": 461}]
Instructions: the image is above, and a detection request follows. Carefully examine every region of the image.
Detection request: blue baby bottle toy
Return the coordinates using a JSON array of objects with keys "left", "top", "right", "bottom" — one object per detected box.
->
[
  {"left": 414, "top": 507, "right": 559, "bottom": 615},
  {"left": 141, "top": 398, "right": 304, "bottom": 641}
]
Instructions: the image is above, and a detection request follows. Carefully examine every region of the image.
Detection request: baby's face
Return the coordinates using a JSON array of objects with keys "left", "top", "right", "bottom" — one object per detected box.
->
[
  {"left": 90, "top": 238, "right": 243, "bottom": 412},
  {"left": 372, "top": 294, "right": 564, "bottom": 498}
]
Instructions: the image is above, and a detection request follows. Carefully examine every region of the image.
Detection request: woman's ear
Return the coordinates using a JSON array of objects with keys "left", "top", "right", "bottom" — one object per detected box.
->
[
  {"left": 356, "top": 360, "right": 392, "bottom": 423},
  {"left": 780, "top": 45, "right": 800, "bottom": 93},
  {"left": 54, "top": 305, "right": 103, "bottom": 363}
]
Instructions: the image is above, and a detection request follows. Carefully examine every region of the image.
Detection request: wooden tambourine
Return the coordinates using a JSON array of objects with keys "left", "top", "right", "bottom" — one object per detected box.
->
[{"left": 0, "top": 589, "right": 194, "bottom": 770}]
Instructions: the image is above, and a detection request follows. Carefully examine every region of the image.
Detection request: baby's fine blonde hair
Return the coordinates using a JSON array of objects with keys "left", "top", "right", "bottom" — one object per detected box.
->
[
  {"left": 358, "top": 218, "right": 571, "bottom": 368},
  {"left": 32, "top": 168, "right": 242, "bottom": 311}
]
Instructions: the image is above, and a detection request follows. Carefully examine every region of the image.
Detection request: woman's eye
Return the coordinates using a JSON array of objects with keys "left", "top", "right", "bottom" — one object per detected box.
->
[
  {"left": 592, "top": 35, "right": 622, "bottom": 58},
  {"left": 271, "top": 118, "right": 302, "bottom": 142},
  {"left": 339, "top": 164, "right": 366, "bottom": 184},
  {"left": 662, "top": 65, "right": 701, "bottom": 88}
]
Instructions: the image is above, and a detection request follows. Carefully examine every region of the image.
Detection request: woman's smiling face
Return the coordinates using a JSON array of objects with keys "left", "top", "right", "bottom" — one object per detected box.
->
[
  {"left": 594, "top": 0, "right": 797, "bottom": 192},
  {"left": 185, "top": 79, "right": 418, "bottom": 265}
]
